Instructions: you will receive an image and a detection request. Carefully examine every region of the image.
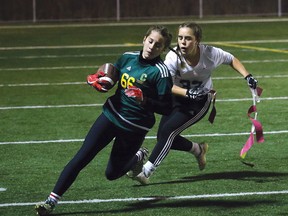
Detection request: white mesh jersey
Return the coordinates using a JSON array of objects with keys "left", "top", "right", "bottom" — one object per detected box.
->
[{"left": 164, "top": 44, "right": 234, "bottom": 90}]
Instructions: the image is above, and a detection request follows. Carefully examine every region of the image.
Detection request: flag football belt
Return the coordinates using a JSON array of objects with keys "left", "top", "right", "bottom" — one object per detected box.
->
[{"left": 208, "top": 89, "right": 217, "bottom": 124}]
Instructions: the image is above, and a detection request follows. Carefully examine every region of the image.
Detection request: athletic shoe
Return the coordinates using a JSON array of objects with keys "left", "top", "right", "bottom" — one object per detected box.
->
[
  {"left": 35, "top": 199, "right": 55, "bottom": 216},
  {"left": 133, "top": 171, "right": 149, "bottom": 185},
  {"left": 195, "top": 142, "right": 208, "bottom": 170},
  {"left": 126, "top": 147, "right": 149, "bottom": 181}
]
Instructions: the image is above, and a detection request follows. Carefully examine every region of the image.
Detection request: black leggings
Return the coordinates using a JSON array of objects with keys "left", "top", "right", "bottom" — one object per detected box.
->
[
  {"left": 149, "top": 95, "right": 212, "bottom": 167},
  {"left": 52, "top": 113, "right": 146, "bottom": 196}
]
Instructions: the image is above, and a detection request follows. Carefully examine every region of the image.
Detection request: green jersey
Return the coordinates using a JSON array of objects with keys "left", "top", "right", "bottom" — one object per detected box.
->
[{"left": 103, "top": 51, "right": 173, "bottom": 134}]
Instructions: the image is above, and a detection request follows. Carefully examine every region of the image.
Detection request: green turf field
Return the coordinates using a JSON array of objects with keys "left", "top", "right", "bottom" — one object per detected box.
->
[{"left": 0, "top": 18, "right": 288, "bottom": 216}]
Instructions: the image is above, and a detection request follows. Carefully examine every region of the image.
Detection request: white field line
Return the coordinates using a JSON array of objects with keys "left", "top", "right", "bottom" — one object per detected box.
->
[
  {"left": 0, "top": 82, "right": 85, "bottom": 87},
  {"left": 1, "top": 190, "right": 288, "bottom": 207},
  {"left": 0, "top": 17, "right": 288, "bottom": 29},
  {"left": 0, "top": 53, "right": 120, "bottom": 60},
  {"left": 0, "top": 65, "right": 97, "bottom": 71},
  {"left": 1, "top": 74, "right": 288, "bottom": 88},
  {"left": 0, "top": 38, "right": 287, "bottom": 51},
  {"left": 1, "top": 59, "right": 288, "bottom": 72},
  {"left": 0, "top": 130, "right": 287, "bottom": 145},
  {"left": 0, "top": 44, "right": 140, "bottom": 51},
  {"left": 0, "top": 104, "right": 103, "bottom": 110},
  {"left": 0, "top": 96, "right": 287, "bottom": 111},
  {"left": 1, "top": 60, "right": 288, "bottom": 72},
  {"left": 2, "top": 53, "right": 288, "bottom": 60},
  {"left": 1, "top": 55, "right": 288, "bottom": 61}
]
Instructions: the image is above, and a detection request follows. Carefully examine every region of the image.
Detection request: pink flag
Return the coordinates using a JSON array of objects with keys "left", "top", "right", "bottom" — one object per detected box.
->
[
  {"left": 247, "top": 105, "right": 264, "bottom": 143},
  {"left": 240, "top": 87, "right": 264, "bottom": 159},
  {"left": 240, "top": 132, "right": 254, "bottom": 159}
]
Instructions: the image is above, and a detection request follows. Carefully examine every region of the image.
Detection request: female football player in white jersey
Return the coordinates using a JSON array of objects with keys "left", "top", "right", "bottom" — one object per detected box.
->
[
  {"left": 35, "top": 25, "right": 173, "bottom": 215},
  {"left": 128, "top": 22, "right": 258, "bottom": 184}
]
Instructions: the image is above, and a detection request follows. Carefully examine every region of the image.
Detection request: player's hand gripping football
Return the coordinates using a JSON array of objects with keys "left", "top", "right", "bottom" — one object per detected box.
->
[
  {"left": 124, "top": 86, "right": 143, "bottom": 103},
  {"left": 245, "top": 74, "right": 258, "bottom": 89},
  {"left": 87, "top": 71, "right": 108, "bottom": 93}
]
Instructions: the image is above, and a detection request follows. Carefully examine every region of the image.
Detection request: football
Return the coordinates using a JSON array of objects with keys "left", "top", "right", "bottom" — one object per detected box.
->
[{"left": 97, "top": 63, "right": 119, "bottom": 90}]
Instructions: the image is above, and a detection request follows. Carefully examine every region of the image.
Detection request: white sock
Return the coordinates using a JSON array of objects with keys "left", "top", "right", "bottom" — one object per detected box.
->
[
  {"left": 189, "top": 142, "right": 200, "bottom": 156},
  {"left": 48, "top": 192, "right": 61, "bottom": 204},
  {"left": 143, "top": 161, "right": 156, "bottom": 178}
]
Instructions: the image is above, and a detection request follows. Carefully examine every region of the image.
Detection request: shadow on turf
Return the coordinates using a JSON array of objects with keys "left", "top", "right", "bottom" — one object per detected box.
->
[
  {"left": 145, "top": 170, "right": 288, "bottom": 186},
  {"left": 51, "top": 199, "right": 277, "bottom": 215},
  {"left": 49, "top": 171, "right": 287, "bottom": 215}
]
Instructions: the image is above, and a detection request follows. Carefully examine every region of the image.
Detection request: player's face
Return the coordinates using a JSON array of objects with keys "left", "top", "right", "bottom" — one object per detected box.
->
[
  {"left": 177, "top": 27, "right": 198, "bottom": 56},
  {"left": 142, "top": 31, "right": 165, "bottom": 60}
]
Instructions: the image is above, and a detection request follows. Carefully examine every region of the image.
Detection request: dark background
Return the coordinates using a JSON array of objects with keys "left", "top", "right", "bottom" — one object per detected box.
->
[{"left": 0, "top": 0, "right": 287, "bottom": 23}]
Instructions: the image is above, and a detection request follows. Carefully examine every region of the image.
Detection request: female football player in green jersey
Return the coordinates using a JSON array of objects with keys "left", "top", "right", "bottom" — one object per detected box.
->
[
  {"left": 35, "top": 25, "right": 173, "bottom": 215},
  {"left": 128, "top": 22, "right": 258, "bottom": 185}
]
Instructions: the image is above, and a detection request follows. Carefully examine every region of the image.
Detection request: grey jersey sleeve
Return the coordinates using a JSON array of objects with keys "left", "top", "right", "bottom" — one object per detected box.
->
[{"left": 206, "top": 45, "right": 234, "bottom": 66}]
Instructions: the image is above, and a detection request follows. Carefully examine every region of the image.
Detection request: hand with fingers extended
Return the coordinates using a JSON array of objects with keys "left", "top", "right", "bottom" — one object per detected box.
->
[
  {"left": 245, "top": 74, "right": 258, "bottom": 89},
  {"left": 124, "top": 86, "right": 143, "bottom": 103}
]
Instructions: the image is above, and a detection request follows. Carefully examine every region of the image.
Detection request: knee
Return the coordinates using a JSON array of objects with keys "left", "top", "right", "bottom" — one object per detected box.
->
[{"left": 105, "top": 169, "right": 119, "bottom": 181}]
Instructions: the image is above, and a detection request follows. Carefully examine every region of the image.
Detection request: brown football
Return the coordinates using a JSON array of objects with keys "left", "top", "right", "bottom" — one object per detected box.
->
[{"left": 97, "top": 63, "right": 119, "bottom": 90}]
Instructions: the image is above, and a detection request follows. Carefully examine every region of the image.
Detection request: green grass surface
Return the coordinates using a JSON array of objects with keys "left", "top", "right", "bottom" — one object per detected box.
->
[{"left": 0, "top": 18, "right": 288, "bottom": 216}]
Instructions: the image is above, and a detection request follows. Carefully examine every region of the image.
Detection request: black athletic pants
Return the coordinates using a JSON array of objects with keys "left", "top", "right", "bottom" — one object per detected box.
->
[
  {"left": 52, "top": 113, "right": 146, "bottom": 196},
  {"left": 149, "top": 94, "right": 212, "bottom": 167}
]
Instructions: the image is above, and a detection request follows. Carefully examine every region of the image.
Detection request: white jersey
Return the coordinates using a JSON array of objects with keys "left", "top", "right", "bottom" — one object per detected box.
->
[{"left": 164, "top": 44, "right": 234, "bottom": 90}]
